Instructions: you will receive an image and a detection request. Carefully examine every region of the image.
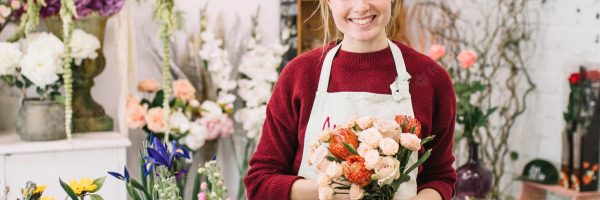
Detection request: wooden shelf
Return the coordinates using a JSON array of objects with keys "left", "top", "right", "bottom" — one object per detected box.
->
[{"left": 0, "top": 131, "right": 131, "bottom": 155}]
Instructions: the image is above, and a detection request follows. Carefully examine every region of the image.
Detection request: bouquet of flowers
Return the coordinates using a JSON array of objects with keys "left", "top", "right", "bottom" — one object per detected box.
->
[
  {"left": 0, "top": 30, "right": 99, "bottom": 101},
  {"left": 307, "top": 115, "right": 434, "bottom": 200}
]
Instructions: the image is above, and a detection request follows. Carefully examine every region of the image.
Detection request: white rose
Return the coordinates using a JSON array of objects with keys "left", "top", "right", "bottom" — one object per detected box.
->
[
  {"left": 169, "top": 110, "right": 190, "bottom": 133},
  {"left": 359, "top": 127, "right": 383, "bottom": 148},
  {"left": 182, "top": 123, "right": 207, "bottom": 150},
  {"left": 318, "top": 185, "right": 334, "bottom": 200},
  {"left": 24, "top": 32, "right": 65, "bottom": 57},
  {"left": 310, "top": 144, "right": 330, "bottom": 173},
  {"left": 344, "top": 115, "right": 358, "bottom": 129},
  {"left": 373, "top": 118, "right": 400, "bottom": 138},
  {"left": 374, "top": 157, "right": 401, "bottom": 186},
  {"left": 320, "top": 128, "right": 333, "bottom": 142},
  {"left": 349, "top": 184, "right": 365, "bottom": 200},
  {"left": 357, "top": 116, "right": 375, "bottom": 130},
  {"left": 325, "top": 162, "right": 343, "bottom": 180},
  {"left": 20, "top": 52, "right": 60, "bottom": 87},
  {"left": 200, "top": 100, "right": 223, "bottom": 118},
  {"left": 363, "top": 149, "right": 380, "bottom": 170},
  {"left": 379, "top": 137, "right": 400, "bottom": 156},
  {"left": 356, "top": 143, "right": 371, "bottom": 157},
  {"left": 0, "top": 42, "right": 22, "bottom": 76},
  {"left": 317, "top": 174, "right": 332, "bottom": 186},
  {"left": 189, "top": 99, "right": 200, "bottom": 108},
  {"left": 70, "top": 29, "right": 101, "bottom": 65},
  {"left": 399, "top": 133, "right": 422, "bottom": 151}
]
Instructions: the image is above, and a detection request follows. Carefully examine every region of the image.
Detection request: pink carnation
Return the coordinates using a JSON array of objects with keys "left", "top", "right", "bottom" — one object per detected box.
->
[
  {"left": 126, "top": 101, "right": 147, "bottom": 129},
  {"left": 173, "top": 79, "right": 196, "bottom": 102},
  {"left": 197, "top": 115, "right": 234, "bottom": 140},
  {"left": 457, "top": 50, "right": 477, "bottom": 69},
  {"left": 427, "top": 45, "right": 446, "bottom": 61},
  {"left": 399, "top": 133, "right": 421, "bottom": 151}
]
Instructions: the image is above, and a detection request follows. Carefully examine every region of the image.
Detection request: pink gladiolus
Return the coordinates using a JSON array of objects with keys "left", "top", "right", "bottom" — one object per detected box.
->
[{"left": 197, "top": 192, "right": 206, "bottom": 200}]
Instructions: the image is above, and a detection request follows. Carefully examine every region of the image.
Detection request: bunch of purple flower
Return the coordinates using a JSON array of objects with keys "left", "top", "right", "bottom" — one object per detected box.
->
[{"left": 36, "top": 0, "right": 125, "bottom": 18}]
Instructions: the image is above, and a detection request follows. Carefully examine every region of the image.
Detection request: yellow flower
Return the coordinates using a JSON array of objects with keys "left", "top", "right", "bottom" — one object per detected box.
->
[
  {"left": 33, "top": 185, "right": 46, "bottom": 194},
  {"left": 68, "top": 178, "right": 97, "bottom": 195},
  {"left": 41, "top": 196, "right": 55, "bottom": 200}
]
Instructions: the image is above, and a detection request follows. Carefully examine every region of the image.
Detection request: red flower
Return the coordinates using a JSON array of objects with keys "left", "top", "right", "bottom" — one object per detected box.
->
[
  {"left": 328, "top": 128, "right": 359, "bottom": 160},
  {"left": 569, "top": 73, "right": 580, "bottom": 85},
  {"left": 586, "top": 70, "right": 600, "bottom": 83},
  {"left": 342, "top": 155, "right": 373, "bottom": 187},
  {"left": 395, "top": 115, "right": 422, "bottom": 137}
]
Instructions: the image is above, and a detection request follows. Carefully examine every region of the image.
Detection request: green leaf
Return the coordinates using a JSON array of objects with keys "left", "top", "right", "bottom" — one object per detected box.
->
[
  {"left": 151, "top": 90, "right": 165, "bottom": 107},
  {"left": 89, "top": 194, "right": 104, "bottom": 200},
  {"left": 403, "top": 149, "right": 432, "bottom": 174},
  {"left": 59, "top": 178, "right": 79, "bottom": 200},
  {"left": 130, "top": 179, "right": 151, "bottom": 199},
  {"left": 90, "top": 176, "right": 106, "bottom": 193},
  {"left": 192, "top": 172, "right": 202, "bottom": 200},
  {"left": 326, "top": 155, "right": 342, "bottom": 162},
  {"left": 420, "top": 135, "right": 435, "bottom": 145},
  {"left": 126, "top": 183, "right": 142, "bottom": 200},
  {"left": 342, "top": 142, "right": 358, "bottom": 155}
]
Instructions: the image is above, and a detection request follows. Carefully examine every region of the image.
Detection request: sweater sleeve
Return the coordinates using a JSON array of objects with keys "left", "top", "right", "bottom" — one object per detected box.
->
[
  {"left": 243, "top": 65, "right": 303, "bottom": 200},
  {"left": 417, "top": 63, "right": 458, "bottom": 200}
]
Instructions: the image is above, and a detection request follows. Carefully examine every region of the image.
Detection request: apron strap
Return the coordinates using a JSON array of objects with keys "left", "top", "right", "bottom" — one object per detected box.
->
[{"left": 317, "top": 40, "right": 411, "bottom": 93}]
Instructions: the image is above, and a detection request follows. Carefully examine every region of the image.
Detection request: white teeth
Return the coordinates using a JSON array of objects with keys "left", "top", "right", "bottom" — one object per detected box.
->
[{"left": 350, "top": 16, "right": 374, "bottom": 25}]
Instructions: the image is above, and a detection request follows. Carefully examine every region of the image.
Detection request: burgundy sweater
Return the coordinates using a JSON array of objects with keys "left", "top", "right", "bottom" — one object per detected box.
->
[{"left": 243, "top": 41, "right": 457, "bottom": 200}]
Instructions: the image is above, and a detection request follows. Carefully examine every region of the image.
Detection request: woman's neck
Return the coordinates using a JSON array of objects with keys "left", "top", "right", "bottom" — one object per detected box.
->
[{"left": 340, "top": 34, "right": 389, "bottom": 53}]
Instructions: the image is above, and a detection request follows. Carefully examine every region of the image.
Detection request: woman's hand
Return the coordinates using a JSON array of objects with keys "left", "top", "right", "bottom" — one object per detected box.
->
[
  {"left": 409, "top": 188, "right": 442, "bottom": 200},
  {"left": 291, "top": 179, "right": 350, "bottom": 200}
]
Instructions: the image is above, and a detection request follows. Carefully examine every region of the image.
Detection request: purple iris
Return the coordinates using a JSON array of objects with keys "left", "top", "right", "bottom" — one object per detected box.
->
[
  {"left": 145, "top": 137, "right": 190, "bottom": 169},
  {"left": 108, "top": 166, "right": 130, "bottom": 182},
  {"left": 39, "top": 0, "right": 61, "bottom": 17}
]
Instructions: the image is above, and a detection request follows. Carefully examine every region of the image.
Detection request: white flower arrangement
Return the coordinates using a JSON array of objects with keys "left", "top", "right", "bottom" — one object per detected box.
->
[{"left": 70, "top": 29, "right": 101, "bottom": 65}]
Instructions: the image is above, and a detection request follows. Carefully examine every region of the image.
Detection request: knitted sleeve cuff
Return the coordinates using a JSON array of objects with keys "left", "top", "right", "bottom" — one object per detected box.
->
[{"left": 418, "top": 180, "right": 455, "bottom": 200}]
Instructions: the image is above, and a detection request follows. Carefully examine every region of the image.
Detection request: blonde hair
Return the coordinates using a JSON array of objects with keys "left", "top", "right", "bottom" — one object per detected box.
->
[{"left": 317, "top": 0, "right": 404, "bottom": 46}]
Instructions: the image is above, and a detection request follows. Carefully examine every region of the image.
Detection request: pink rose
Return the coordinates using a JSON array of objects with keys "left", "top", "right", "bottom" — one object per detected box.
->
[
  {"left": 427, "top": 45, "right": 446, "bottom": 61},
  {"left": 197, "top": 192, "right": 206, "bottom": 200},
  {"left": 146, "top": 107, "right": 167, "bottom": 132},
  {"left": 127, "top": 95, "right": 141, "bottom": 108},
  {"left": 457, "top": 50, "right": 477, "bottom": 69},
  {"left": 137, "top": 78, "right": 160, "bottom": 93},
  {"left": 126, "top": 101, "right": 147, "bottom": 129},
  {"left": 0, "top": 5, "right": 10, "bottom": 18},
  {"left": 173, "top": 79, "right": 196, "bottom": 102},
  {"left": 0, "top": 16, "right": 5, "bottom": 25},
  {"left": 10, "top": 1, "right": 20, "bottom": 9}
]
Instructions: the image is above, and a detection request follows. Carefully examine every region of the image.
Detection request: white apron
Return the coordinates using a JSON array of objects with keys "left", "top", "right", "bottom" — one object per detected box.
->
[{"left": 297, "top": 40, "right": 418, "bottom": 199}]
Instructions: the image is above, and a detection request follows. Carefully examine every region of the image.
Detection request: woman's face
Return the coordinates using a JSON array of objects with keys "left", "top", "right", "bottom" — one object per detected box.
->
[{"left": 328, "top": 0, "right": 391, "bottom": 43}]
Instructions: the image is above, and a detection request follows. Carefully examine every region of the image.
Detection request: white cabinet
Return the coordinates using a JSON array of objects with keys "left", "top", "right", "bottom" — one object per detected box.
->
[{"left": 0, "top": 131, "right": 130, "bottom": 200}]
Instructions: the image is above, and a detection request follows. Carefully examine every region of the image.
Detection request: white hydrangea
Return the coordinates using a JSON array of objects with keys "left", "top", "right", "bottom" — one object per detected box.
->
[
  {"left": 0, "top": 42, "right": 22, "bottom": 76},
  {"left": 70, "top": 29, "right": 101, "bottom": 65}
]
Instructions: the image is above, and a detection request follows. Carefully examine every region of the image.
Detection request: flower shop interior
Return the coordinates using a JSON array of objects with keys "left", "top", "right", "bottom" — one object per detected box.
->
[{"left": 0, "top": 0, "right": 599, "bottom": 200}]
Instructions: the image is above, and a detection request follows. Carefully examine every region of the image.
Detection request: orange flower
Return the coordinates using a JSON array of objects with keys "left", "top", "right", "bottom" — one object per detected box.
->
[
  {"left": 593, "top": 164, "right": 599, "bottom": 172},
  {"left": 342, "top": 155, "right": 373, "bottom": 187},
  {"left": 395, "top": 115, "right": 422, "bottom": 137},
  {"left": 583, "top": 162, "right": 590, "bottom": 169},
  {"left": 328, "top": 128, "right": 359, "bottom": 160}
]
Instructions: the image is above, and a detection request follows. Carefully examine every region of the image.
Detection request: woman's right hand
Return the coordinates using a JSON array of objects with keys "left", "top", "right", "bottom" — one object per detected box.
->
[{"left": 291, "top": 179, "right": 350, "bottom": 200}]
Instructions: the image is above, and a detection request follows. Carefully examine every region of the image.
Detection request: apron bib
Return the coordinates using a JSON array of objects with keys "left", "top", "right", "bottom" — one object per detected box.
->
[{"left": 297, "top": 40, "right": 419, "bottom": 199}]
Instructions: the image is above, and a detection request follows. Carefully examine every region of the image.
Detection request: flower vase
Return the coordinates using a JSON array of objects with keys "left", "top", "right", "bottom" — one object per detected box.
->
[
  {"left": 456, "top": 142, "right": 493, "bottom": 199},
  {"left": 45, "top": 14, "right": 113, "bottom": 132},
  {"left": 16, "top": 99, "right": 66, "bottom": 141}
]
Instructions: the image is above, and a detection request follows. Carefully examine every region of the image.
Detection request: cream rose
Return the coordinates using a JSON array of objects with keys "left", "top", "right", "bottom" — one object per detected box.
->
[
  {"left": 363, "top": 149, "right": 380, "bottom": 170},
  {"left": 359, "top": 127, "right": 383, "bottom": 148},
  {"left": 325, "top": 162, "right": 343, "bottom": 180},
  {"left": 318, "top": 185, "right": 334, "bottom": 200},
  {"left": 379, "top": 137, "right": 400, "bottom": 156},
  {"left": 182, "top": 123, "right": 207, "bottom": 150},
  {"left": 319, "top": 128, "right": 334, "bottom": 142},
  {"left": 173, "top": 79, "right": 196, "bottom": 102},
  {"left": 344, "top": 115, "right": 358, "bottom": 129},
  {"left": 200, "top": 100, "right": 223, "bottom": 118},
  {"left": 146, "top": 107, "right": 167, "bottom": 132},
  {"left": 310, "top": 144, "right": 330, "bottom": 173},
  {"left": 356, "top": 116, "right": 375, "bottom": 130},
  {"left": 399, "top": 133, "right": 422, "bottom": 151},
  {"left": 169, "top": 110, "right": 190, "bottom": 133},
  {"left": 373, "top": 118, "right": 400, "bottom": 138},
  {"left": 317, "top": 174, "right": 332, "bottom": 186},
  {"left": 356, "top": 143, "right": 371, "bottom": 157},
  {"left": 374, "top": 157, "right": 401, "bottom": 186},
  {"left": 349, "top": 184, "right": 365, "bottom": 200}
]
